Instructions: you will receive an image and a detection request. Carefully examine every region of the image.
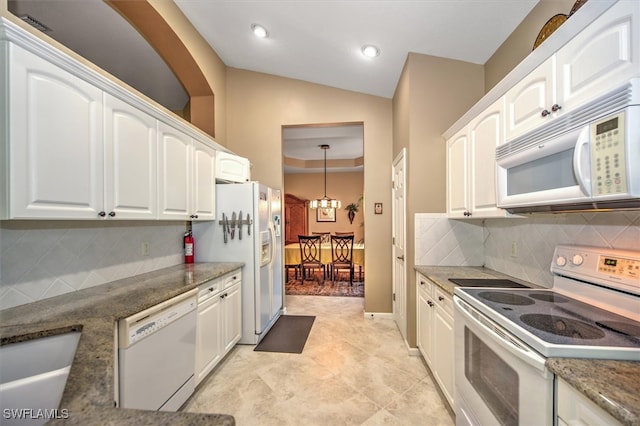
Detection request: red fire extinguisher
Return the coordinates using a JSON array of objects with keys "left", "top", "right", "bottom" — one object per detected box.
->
[{"left": 184, "top": 231, "right": 194, "bottom": 264}]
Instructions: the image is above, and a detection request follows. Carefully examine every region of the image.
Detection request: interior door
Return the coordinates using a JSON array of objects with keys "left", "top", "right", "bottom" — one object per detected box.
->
[{"left": 392, "top": 149, "right": 407, "bottom": 340}]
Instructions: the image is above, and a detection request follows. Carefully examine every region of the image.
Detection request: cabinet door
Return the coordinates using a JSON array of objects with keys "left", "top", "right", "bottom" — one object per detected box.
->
[
  {"left": 446, "top": 128, "right": 470, "bottom": 218},
  {"left": 8, "top": 44, "right": 103, "bottom": 219},
  {"left": 556, "top": 1, "right": 639, "bottom": 113},
  {"left": 223, "top": 282, "right": 242, "bottom": 353},
  {"left": 556, "top": 378, "right": 622, "bottom": 426},
  {"left": 158, "top": 122, "right": 191, "bottom": 220},
  {"left": 416, "top": 275, "right": 434, "bottom": 366},
  {"left": 191, "top": 140, "right": 216, "bottom": 221},
  {"left": 469, "top": 98, "right": 507, "bottom": 218},
  {"left": 505, "top": 57, "right": 555, "bottom": 142},
  {"left": 433, "top": 306, "right": 455, "bottom": 407},
  {"left": 104, "top": 94, "right": 157, "bottom": 219},
  {"left": 195, "top": 295, "right": 223, "bottom": 385},
  {"left": 215, "top": 151, "right": 250, "bottom": 183}
]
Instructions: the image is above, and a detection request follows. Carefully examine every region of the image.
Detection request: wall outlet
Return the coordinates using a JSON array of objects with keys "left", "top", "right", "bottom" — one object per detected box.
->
[
  {"left": 141, "top": 242, "right": 150, "bottom": 256},
  {"left": 510, "top": 241, "right": 518, "bottom": 258}
]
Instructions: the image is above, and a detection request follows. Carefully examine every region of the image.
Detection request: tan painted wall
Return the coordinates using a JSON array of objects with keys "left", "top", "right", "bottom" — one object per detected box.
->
[
  {"left": 284, "top": 172, "right": 365, "bottom": 243},
  {"left": 393, "top": 53, "right": 484, "bottom": 347},
  {"left": 484, "top": 0, "right": 576, "bottom": 92},
  {"left": 148, "top": 0, "right": 228, "bottom": 144},
  {"left": 226, "top": 68, "right": 393, "bottom": 313}
]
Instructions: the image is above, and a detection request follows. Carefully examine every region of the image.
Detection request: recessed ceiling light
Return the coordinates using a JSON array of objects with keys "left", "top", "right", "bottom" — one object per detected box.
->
[
  {"left": 251, "top": 23, "right": 269, "bottom": 39},
  {"left": 361, "top": 45, "right": 380, "bottom": 58}
]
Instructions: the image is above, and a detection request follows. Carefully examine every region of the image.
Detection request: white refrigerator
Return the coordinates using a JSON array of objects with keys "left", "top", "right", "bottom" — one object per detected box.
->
[{"left": 193, "top": 182, "right": 283, "bottom": 344}]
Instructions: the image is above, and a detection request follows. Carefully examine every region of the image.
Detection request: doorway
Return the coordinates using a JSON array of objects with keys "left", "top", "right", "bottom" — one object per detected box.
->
[{"left": 282, "top": 123, "right": 364, "bottom": 296}]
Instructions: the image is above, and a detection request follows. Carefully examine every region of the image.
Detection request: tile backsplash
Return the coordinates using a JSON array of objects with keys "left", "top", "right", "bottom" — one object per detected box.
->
[
  {"left": 415, "top": 211, "right": 640, "bottom": 287},
  {"left": 0, "top": 221, "right": 185, "bottom": 310}
]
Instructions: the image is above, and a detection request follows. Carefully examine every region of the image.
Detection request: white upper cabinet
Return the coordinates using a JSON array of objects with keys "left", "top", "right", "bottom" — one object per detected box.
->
[
  {"left": 505, "top": 1, "right": 639, "bottom": 144},
  {"left": 1, "top": 20, "right": 238, "bottom": 221},
  {"left": 191, "top": 140, "right": 216, "bottom": 220},
  {"left": 448, "top": 98, "right": 511, "bottom": 218},
  {"left": 215, "top": 151, "right": 250, "bottom": 183},
  {"left": 446, "top": 128, "right": 470, "bottom": 217},
  {"left": 158, "top": 121, "right": 192, "bottom": 220},
  {"left": 158, "top": 122, "right": 216, "bottom": 221},
  {"left": 469, "top": 98, "right": 508, "bottom": 217},
  {"left": 104, "top": 93, "right": 157, "bottom": 219},
  {"left": 556, "top": 0, "right": 640, "bottom": 113},
  {"left": 6, "top": 43, "right": 104, "bottom": 219},
  {"left": 504, "top": 57, "right": 556, "bottom": 142}
]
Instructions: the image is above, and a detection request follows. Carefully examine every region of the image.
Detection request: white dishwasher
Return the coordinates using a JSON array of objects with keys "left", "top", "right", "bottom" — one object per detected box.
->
[{"left": 118, "top": 288, "right": 197, "bottom": 411}]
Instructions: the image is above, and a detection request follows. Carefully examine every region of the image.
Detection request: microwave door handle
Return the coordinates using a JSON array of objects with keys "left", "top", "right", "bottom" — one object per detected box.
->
[{"left": 573, "top": 126, "right": 592, "bottom": 196}]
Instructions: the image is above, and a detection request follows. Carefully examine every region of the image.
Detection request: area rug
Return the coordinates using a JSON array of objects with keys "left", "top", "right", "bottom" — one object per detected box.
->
[
  {"left": 254, "top": 315, "right": 315, "bottom": 354},
  {"left": 285, "top": 270, "right": 364, "bottom": 297}
]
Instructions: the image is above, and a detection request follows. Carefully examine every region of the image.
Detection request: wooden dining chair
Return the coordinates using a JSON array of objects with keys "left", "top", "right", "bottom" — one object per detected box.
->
[
  {"left": 329, "top": 235, "right": 354, "bottom": 285},
  {"left": 298, "top": 235, "right": 325, "bottom": 282},
  {"left": 311, "top": 231, "right": 331, "bottom": 243}
]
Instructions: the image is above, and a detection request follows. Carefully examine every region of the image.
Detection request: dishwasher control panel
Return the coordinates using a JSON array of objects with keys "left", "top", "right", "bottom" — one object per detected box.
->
[{"left": 118, "top": 289, "right": 197, "bottom": 348}]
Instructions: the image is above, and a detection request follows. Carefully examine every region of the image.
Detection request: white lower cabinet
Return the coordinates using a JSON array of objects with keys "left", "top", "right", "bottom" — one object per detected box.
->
[
  {"left": 416, "top": 272, "right": 455, "bottom": 408},
  {"left": 195, "top": 270, "right": 242, "bottom": 385},
  {"left": 556, "top": 377, "right": 622, "bottom": 426}
]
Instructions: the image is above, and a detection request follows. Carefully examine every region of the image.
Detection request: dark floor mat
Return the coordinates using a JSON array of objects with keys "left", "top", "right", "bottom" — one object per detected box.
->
[{"left": 254, "top": 315, "right": 315, "bottom": 354}]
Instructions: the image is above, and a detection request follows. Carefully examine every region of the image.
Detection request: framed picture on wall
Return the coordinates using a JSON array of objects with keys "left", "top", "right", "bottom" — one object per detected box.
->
[{"left": 316, "top": 207, "right": 336, "bottom": 222}]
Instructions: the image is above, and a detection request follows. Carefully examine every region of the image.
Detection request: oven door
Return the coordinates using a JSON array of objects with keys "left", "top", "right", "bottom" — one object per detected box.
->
[{"left": 454, "top": 296, "right": 553, "bottom": 426}]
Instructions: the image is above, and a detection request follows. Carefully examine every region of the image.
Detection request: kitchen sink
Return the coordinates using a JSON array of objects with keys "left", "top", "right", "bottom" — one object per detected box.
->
[{"left": 0, "top": 332, "right": 81, "bottom": 425}]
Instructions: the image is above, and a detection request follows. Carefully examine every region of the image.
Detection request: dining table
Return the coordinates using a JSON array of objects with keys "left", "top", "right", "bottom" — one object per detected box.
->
[{"left": 284, "top": 242, "right": 365, "bottom": 268}]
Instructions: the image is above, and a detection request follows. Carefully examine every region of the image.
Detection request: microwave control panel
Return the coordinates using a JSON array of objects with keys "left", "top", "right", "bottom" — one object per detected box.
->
[{"left": 590, "top": 111, "right": 627, "bottom": 196}]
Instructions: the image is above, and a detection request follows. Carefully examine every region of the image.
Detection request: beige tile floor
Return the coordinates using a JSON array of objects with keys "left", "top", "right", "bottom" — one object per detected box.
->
[{"left": 183, "top": 295, "right": 455, "bottom": 426}]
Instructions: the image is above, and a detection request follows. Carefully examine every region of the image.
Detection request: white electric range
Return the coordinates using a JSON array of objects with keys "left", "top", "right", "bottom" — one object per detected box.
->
[{"left": 453, "top": 245, "right": 640, "bottom": 426}]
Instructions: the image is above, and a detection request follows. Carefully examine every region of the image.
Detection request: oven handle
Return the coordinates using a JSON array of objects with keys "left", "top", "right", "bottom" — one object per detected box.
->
[{"left": 454, "top": 296, "right": 548, "bottom": 374}]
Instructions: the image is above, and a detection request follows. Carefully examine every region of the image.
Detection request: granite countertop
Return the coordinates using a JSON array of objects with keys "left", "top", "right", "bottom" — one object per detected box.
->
[
  {"left": 414, "top": 265, "right": 640, "bottom": 426},
  {"left": 0, "top": 262, "right": 243, "bottom": 425},
  {"left": 548, "top": 358, "right": 640, "bottom": 426}
]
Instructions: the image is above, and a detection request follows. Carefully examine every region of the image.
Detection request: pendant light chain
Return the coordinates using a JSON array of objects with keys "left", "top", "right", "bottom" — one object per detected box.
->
[{"left": 310, "top": 144, "right": 341, "bottom": 209}]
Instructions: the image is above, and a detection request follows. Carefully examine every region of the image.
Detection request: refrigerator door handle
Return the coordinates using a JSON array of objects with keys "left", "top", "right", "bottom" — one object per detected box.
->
[{"left": 268, "top": 224, "right": 276, "bottom": 267}]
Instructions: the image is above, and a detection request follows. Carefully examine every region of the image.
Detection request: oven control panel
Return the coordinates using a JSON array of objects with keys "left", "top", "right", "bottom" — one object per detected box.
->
[
  {"left": 598, "top": 255, "right": 639, "bottom": 280},
  {"left": 552, "top": 245, "right": 640, "bottom": 296}
]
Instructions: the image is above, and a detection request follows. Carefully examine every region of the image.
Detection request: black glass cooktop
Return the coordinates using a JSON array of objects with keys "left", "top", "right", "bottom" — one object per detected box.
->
[{"left": 448, "top": 278, "right": 529, "bottom": 288}]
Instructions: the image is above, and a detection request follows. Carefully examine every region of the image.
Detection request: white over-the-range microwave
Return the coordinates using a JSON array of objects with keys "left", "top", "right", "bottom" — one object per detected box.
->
[{"left": 496, "top": 79, "right": 640, "bottom": 213}]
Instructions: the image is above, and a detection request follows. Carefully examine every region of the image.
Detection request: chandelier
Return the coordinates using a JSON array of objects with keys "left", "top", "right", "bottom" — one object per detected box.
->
[{"left": 309, "top": 144, "right": 341, "bottom": 209}]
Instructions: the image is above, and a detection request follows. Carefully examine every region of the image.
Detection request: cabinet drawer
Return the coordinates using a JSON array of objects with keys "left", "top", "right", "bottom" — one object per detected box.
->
[
  {"left": 434, "top": 286, "right": 453, "bottom": 317},
  {"left": 198, "top": 278, "right": 223, "bottom": 300},
  {"left": 224, "top": 270, "right": 242, "bottom": 289},
  {"left": 416, "top": 273, "right": 433, "bottom": 297}
]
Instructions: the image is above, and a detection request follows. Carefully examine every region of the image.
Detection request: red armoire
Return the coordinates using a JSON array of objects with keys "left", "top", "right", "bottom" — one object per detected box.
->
[{"left": 284, "top": 193, "right": 308, "bottom": 245}]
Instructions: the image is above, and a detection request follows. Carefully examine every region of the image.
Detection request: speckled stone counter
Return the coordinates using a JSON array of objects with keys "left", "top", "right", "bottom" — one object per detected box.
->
[
  {"left": 548, "top": 358, "right": 640, "bottom": 426},
  {"left": 0, "top": 262, "right": 242, "bottom": 426},
  {"left": 414, "top": 265, "right": 538, "bottom": 296},
  {"left": 414, "top": 265, "right": 639, "bottom": 426}
]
